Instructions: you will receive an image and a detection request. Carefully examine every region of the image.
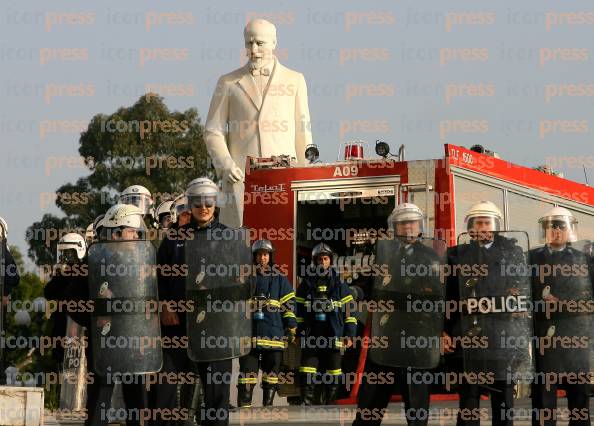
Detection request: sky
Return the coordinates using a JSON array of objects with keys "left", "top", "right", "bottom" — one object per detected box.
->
[{"left": 1, "top": 0, "right": 593, "bottom": 264}]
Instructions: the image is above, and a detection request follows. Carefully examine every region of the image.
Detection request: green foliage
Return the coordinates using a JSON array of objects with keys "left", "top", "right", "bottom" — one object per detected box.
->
[{"left": 27, "top": 94, "right": 211, "bottom": 266}]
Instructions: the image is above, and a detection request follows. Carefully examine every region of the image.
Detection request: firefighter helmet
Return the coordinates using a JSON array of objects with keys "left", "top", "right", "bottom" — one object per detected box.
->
[
  {"left": 252, "top": 239, "right": 274, "bottom": 254},
  {"left": 464, "top": 201, "right": 503, "bottom": 232},
  {"left": 538, "top": 206, "right": 578, "bottom": 243},
  {"left": 312, "top": 243, "right": 334, "bottom": 260}
]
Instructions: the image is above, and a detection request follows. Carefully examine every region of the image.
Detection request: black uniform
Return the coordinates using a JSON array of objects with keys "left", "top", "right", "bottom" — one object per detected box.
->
[
  {"left": 237, "top": 267, "right": 296, "bottom": 406},
  {"left": 353, "top": 239, "right": 444, "bottom": 426},
  {"left": 2, "top": 240, "right": 20, "bottom": 296},
  {"left": 446, "top": 234, "right": 528, "bottom": 426},
  {"left": 296, "top": 266, "right": 356, "bottom": 404},
  {"left": 151, "top": 217, "right": 233, "bottom": 426},
  {"left": 530, "top": 244, "right": 593, "bottom": 426},
  {"left": 59, "top": 268, "right": 148, "bottom": 426}
]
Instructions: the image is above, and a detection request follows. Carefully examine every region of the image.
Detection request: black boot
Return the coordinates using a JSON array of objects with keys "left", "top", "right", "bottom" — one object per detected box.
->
[
  {"left": 262, "top": 385, "right": 276, "bottom": 406},
  {"left": 325, "top": 384, "right": 340, "bottom": 405},
  {"left": 300, "top": 382, "right": 316, "bottom": 406},
  {"left": 314, "top": 385, "right": 325, "bottom": 405},
  {"left": 237, "top": 383, "right": 254, "bottom": 408}
]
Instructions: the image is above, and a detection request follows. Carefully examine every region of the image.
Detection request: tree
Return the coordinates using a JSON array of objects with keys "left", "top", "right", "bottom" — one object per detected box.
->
[{"left": 27, "top": 94, "right": 211, "bottom": 266}]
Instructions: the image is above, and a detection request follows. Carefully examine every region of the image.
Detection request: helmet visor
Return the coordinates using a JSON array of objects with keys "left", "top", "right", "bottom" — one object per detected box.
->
[
  {"left": 189, "top": 196, "right": 217, "bottom": 209},
  {"left": 540, "top": 217, "right": 578, "bottom": 245},
  {"left": 120, "top": 194, "right": 153, "bottom": 215}
]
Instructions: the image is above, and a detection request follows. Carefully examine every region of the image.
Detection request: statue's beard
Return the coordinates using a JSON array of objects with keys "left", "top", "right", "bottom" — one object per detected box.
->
[{"left": 248, "top": 53, "right": 273, "bottom": 69}]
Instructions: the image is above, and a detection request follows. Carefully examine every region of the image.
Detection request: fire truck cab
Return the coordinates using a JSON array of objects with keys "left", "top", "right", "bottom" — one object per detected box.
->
[{"left": 243, "top": 143, "right": 594, "bottom": 403}]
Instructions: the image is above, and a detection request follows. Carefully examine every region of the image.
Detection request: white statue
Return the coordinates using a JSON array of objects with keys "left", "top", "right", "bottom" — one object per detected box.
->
[{"left": 204, "top": 19, "right": 313, "bottom": 227}]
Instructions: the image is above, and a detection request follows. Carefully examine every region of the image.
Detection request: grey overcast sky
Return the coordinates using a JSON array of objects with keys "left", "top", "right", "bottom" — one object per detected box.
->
[{"left": 1, "top": 0, "right": 593, "bottom": 262}]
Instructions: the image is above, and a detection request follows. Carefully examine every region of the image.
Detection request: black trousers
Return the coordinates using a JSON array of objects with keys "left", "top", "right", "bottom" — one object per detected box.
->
[
  {"left": 532, "top": 382, "right": 590, "bottom": 426},
  {"left": 456, "top": 382, "right": 514, "bottom": 426},
  {"left": 150, "top": 347, "right": 232, "bottom": 426},
  {"left": 352, "top": 362, "right": 430, "bottom": 426},
  {"left": 85, "top": 375, "right": 147, "bottom": 426},
  {"left": 300, "top": 347, "right": 343, "bottom": 385},
  {"left": 239, "top": 349, "right": 282, "bottom": 388}
]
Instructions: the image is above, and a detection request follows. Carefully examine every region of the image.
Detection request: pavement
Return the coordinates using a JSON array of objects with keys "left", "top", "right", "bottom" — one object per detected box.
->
[{"left": 44, "top": 398, "right": 594, "bottom": 425}]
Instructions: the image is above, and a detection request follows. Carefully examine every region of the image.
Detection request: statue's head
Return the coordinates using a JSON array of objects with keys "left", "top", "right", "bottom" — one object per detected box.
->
[{"left": 244, "top": 19, "right": 277, "bottom": 69}]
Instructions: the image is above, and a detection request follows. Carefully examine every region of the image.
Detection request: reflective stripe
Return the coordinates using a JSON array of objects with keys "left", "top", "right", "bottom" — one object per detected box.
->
[
  {"left": 332, "top": 301, "right": 342, "bottom": 308},
  {"left": 295, "top": 297, "right": 306, "bottom": 303},
  {"left": 345, "top": 317, "right": 357, "bottom": 324},
  {"left": 262, "top": 375, "right": 279, "bottom": 384},
  {"left": 283, "top": 312, "right": 296, "bottom": 318},
  {"left": 299, "top": 366, "right": 317, "bottom": 373},
  {"left": 280, "top": 292, "right": 295, "bottom": 304},
  {"left": 267, "top": 300, "right": 281, "bottom": 308},
  {"left": 296, "top": 317, "right": 304, "bottom": 323},
  {"left": 335, "top": 340, "right": 343, "bottom": 348},
  {"left": 327, "top": 369, "right": 342, "bottom": 376},
  {"left": 341, "top": 295, "right": 354, "bottom": 304},
  {"left": 238, "top": 377, "right": 258, "bottom": 384},
  {"left": 254, "top": 338, "right": 285, "bottom": 348},
  {"left": 239, "top": 404, "right": 252, "bottom": 408},
  {"left": 317, "top": 286, "right": 327, "bottom": 292}
]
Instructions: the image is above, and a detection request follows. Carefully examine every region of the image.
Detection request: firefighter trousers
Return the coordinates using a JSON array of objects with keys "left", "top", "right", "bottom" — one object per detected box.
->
[
  {"left": 352, "top": 362, "right": 430, "bottom": 426},
  {"left": 299, "top": 347, "right": 343, "bottom": 385},
  {"left": 532, "top": 382, "right": 590, "bottom": 426},
  {"left": 238, "top": 349, "right": 282, "bottom": 388},
  {"left": 149, "top": 347, "right": 232, "bottom": 426}
]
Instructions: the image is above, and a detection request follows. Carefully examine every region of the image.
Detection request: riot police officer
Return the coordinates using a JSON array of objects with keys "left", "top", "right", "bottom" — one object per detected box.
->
[
  {"left": 353, "top": 203, "right": 445, "bottom": 425},
  {"left": 444, "top": 201, "right": 531, "bottom": 426},
  {"left": 67, "top": 204, "right": 151, "bottom": 426},
  {"left": 296, "top": 243, "right": 356, "bottom": 405},
  {"left": 44, "top": 233, "right": 87, "bottom": 372},
  {"left": 152, "top": 177, "right": 238, "bottom": 426},
  {"left": 530, "top": 207, "right": 593, "bottom": 426},
  {"left": 155, "top": 199, "right": 174, "bottom": 230},
  {"left": 237, "top": 239, "right": 296, "bottom": 408}
]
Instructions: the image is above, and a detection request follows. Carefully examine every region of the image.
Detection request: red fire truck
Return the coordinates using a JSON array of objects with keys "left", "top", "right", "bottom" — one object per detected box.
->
[{"left": 243, "top": 143, "right": 594, "bottom": 404}]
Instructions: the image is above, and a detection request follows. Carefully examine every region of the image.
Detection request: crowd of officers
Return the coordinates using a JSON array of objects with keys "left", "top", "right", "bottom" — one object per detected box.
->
[{"left": 27, "top": 176, "right": 593, "bottom": 426}]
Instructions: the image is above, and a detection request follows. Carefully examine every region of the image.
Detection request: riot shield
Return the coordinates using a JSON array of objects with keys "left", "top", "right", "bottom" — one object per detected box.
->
[
  {"left": 531, "top": 240, "right": 594, "bottom": 379},
  {"left": 185, "top": 229, "right": 252, "bottom": 362},
  {"left": 59, "top": 316, "right": 87, "bottom": 412},
  {"left": 88, "top": 239, "right": 162, "bottom": 376},
  {"left": 456, "top": 231, "right": 533, "bottom": 381},
  {"left": 369, "top": 237, "right": 446, "bottom": 369}
]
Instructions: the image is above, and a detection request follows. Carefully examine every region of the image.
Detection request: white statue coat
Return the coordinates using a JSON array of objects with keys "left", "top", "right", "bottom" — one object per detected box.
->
[{"left": 204, "top": 57, "right": 312, "bottom": 227}]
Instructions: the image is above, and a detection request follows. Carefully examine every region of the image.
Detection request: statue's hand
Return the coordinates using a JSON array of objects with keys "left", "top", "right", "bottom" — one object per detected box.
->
[{"left": 225, "top": 165, "right": 245, "bottom": 184}]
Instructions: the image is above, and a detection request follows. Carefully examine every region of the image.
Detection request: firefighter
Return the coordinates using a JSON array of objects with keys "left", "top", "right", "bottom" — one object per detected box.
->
[
  {"left": 296, "top": 242, "right": 356, "bottom": 405},
  {"left": 443, "top": 201, "right": 526, "bottom": 426},
  {"left": 353, "top": 203, "right": 442, "bottom": 426},
  {"left": 152, "top": 177, "right": 234, "bottom": 426},
  {"left": 237, "top": 239, "right": 296, "bottom": 408},
  {"left": 530, "top": 207, "right": 593, "bottom": 426}
]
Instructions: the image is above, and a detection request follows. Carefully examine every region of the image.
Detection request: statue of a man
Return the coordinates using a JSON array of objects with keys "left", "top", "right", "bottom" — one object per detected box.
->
[{"left": 204, "top": 19, "right": 313, "bottom": 227}]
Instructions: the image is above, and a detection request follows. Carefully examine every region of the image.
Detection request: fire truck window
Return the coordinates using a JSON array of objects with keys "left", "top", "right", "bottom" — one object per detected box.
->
[
  {"left": 453, "top": 176, "right": 505, "bottom": 235},
  {"left": 566, "top": 208, "right": 594, "bottom": 242},
  {"left": 507, "top": 192, "right": 554, "bottom": 247}
]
